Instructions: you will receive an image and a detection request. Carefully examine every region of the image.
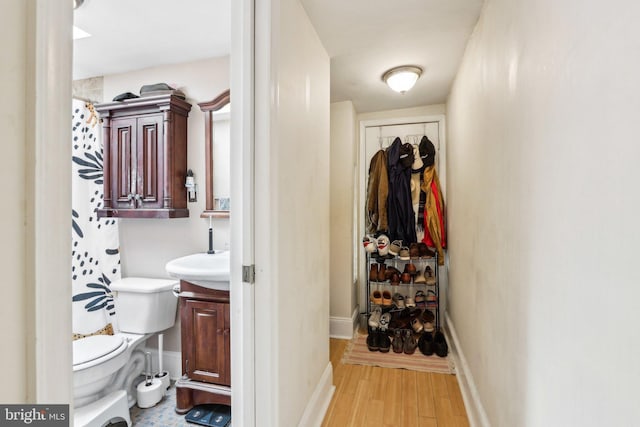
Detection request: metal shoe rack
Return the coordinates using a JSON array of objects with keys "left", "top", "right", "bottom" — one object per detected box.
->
[{"left": 364, "top": 251, "right": 440, "bottom": 332}]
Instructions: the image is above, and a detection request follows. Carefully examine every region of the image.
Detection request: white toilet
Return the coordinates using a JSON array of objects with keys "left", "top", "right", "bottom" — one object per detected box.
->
[{"left": 73, "top": 277, "right": 179, "bottom": 427}]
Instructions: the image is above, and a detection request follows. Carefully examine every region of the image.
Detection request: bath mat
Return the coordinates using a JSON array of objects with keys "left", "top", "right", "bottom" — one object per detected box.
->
[{"left": 341, "top": 333, "right": 455, "bottom": 375}]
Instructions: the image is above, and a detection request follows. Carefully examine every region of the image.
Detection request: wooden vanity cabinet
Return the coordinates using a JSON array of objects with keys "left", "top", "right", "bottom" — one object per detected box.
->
[
  {"left": 95, "top": 94, "right": 192, "bottom": 218},
  {"left": 176, "top": 281, "right": 231, "bottom": 414}
]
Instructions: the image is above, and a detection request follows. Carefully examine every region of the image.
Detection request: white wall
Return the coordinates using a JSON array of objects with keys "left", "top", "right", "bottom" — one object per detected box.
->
[
  {"left": 447, "top": 0, "right": 640, "bottom": 425},
  {"left": 102, "top": 57, "right": 230, "bottom": 351},
  {"left": 254, "top": 0, "right": 332, "bottom": 424},
  {"left": 330, "top": 101, "right": 357, "bottom": 334}
]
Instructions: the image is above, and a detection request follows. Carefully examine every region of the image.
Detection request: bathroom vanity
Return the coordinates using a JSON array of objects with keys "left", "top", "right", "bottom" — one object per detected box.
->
[{"left": 175, "top": 280, "right": 231, "bottom": 414}]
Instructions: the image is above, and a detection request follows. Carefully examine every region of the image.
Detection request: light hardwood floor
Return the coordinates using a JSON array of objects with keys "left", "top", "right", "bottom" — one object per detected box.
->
[{"left": 321, "top": 338, "right": 469, "bottom": 427}]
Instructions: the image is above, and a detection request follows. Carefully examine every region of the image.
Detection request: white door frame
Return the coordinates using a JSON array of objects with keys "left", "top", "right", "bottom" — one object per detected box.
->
[
  {"left": 357, "top": 114, "right": 446, "bottom": 312},
  {"left": 35, "top": 0, "right": 258, "bottom": 422}
]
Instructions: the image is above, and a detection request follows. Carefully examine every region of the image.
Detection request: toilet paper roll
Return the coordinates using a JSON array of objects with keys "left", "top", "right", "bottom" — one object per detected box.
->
[
  {"left": 136, "top": 378, "right": 164, "bottom": 409},
  {"left": 155, "top": 371, "right": 171, "bottom": 395}
]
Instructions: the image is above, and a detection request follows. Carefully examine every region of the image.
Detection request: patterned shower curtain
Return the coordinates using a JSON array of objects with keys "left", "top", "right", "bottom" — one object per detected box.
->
[{"left": 71, "top": 99, "right": 122, "bottom": 337}]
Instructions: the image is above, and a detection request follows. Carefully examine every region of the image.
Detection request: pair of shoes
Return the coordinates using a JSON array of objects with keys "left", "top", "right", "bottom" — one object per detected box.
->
[
  {"left": 367, "top": 330, "right": 391, "bottom": 352},
  {"left": 403, "top": 329, "right": 418, "bottom": 354},
  {"left": 418, "top": 331, "right": 434, "bottom": 356},
  {"left": 434, "top": 330, "right": 448, "bottom": 357}
]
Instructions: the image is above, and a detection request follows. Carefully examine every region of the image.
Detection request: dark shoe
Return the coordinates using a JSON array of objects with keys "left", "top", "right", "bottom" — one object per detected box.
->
[
  {"left": 377, "top": 263, "right": 387, "bottom": 282},
  {"left": 409, "top": 242, "right": 420, "bottom": 259},
  {"left": 403, "top": 330, "right": 418, "bottom": 355},
  {"left": 379, "top": 331, "right": 391, "bottom": 353},
  {"left": 434, "top": 331, "right": 448, "bottom": 357},
  {"left": 367, "top": 331, "right": 380, "bottom": 352},
  {"left": 418, "top": 242, "right": 435, "bottom": 258},
  {"left": 392, "top": 329, "right": 404, "bottom": 353},
  {"left": 421, "top": 309, "right": 435, "bottom": 333},
  {"left": 389, "top": 308, "right": 410, "bottom": 330},
  {"left": 390, "top": 273, "right": 400, "bottom": 286},
  {"left": 418, "top": 331, "right": 434, "bottom": 356},
  {"left": 385, "top": 266, "right": 401, "bottom": 280}
]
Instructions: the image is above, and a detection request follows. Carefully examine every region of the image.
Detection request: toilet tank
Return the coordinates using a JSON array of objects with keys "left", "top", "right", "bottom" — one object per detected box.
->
[{"left": 110, "top": 278, "right": 179, "bottom": 333}]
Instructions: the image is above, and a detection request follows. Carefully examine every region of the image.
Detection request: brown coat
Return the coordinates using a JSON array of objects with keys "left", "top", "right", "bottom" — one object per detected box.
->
[
  {"left": 421, "top": 165, "right": 446, "bottom": 265},
  {"left": 366, "top": 150, "right": 389, "bottom": 233}
]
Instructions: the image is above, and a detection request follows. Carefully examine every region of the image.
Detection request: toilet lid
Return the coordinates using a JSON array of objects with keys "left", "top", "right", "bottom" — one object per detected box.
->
[{"left": 73, "top": 335, "right": 125, "bottom": 366}]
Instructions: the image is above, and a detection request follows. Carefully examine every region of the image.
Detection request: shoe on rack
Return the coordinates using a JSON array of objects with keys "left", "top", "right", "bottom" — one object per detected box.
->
[
  {"left": 379, "top": 330, "right": 391, "bottom": 353},
  {"left": 392, "top": 293, "right": 405, "bottom": 309},
  {"left": 403, "top": 329, "right": 418, "bottom": 355},
  {"left": 414, "top": 290, "right": 426, "bottom": 309},
  {"left": 381, "top": 290, "right": 392, "bottom": 307},
  {"left": 403, "top": 262, "right": 417, "bottom": 276},
  {"left": 409, "top": 242, "right": 420, "bottom": 259},
  {"left": 418, "top": 242, "right": 435, "bottom": 258},
  {"left": 405, "top": 295, "right": 416, "bottom": 308},
  {"left": 367, "top": 330, "right": 381, "bottom": 352},
  {"left": 434, "top": 330, "right": 448, "bottom": 357},
  {"left": 424, "top": 266, "right": 436, "bottom": 285},
  {"left": 421, "top": 309, "right": 435, "bottom": 333},
  {"left": 398, "top": 247, "right": 411, "bottom": 261},
  {"left": 410, "top": 310, "right": 424, "bottom": 334},
  {"left": 392, "top": 329, "right": 404, "bottom": 353},
  {"left": 370, "top": 290, "right": 382, "bottom": 306},
  {"left": 414, "top": 269, "right": 426, "bottom": 284},
  {"left": 363, "top": 235, "right": 378, "bottom": 254},
  {"left": 369, "top": 263, "right": 379, "bottom": 282},
  {"left": 400, "top": 272, "right": 412, "bottom": 284},
  {"left": 418, "top": 331, "right": 434, "bottom": 356},
  {"left": 377, "top": 263, "right": 387, "bottom": 282},
  {"left": 368, "top": 305, "right": 382, "bottom": 328},
  {"left": 377, "top": 234, "right": 390, "bottom": 256},
  {"left": 426, "top": 290, "right": 437, "bottom": 307},
  {"left": 384, "top": 266, "right": 401, "bottom": 280},
  {"left": 389, "top": 308, "right": 410, "bottom": 330},
  {"left": 388, "top": 240, "right": 402, "bottom": 257},
  {"left": 390, "top": 273, "right": 400, "bottom": 286}
]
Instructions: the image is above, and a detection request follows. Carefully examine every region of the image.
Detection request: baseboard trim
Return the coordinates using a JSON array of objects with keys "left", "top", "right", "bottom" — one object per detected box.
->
[
  {"left": 329, "top": 307, "right": 359, "bottom": 339},
  {"left": 142, "top": 348, "right": 182, "bottom": 381},
  {"left": 444, "top": 312, "right": 491, "bottom": 427},
  {"left": 297, "top": 362, "right": 335, "bottom": 427}
]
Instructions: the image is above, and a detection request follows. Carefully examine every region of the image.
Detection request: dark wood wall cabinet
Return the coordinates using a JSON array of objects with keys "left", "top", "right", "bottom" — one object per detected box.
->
[
  {"left": 175, "top": 281, "right": 231, "bottom": 414},
  {"left": 95, "top": 95, "right": 192, "bottom": 218}
]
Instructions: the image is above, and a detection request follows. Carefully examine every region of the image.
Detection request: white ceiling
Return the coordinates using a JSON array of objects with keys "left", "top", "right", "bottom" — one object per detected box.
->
[{"left": 73, "top": 0, "right": 482, "bottom": 113}]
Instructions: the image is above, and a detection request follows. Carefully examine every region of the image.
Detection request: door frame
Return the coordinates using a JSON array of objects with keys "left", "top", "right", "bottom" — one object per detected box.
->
[
  {"left": 34, "top": 0, "right": 258, "bottom": 422},
  {"left": 357, "top": 114, "right": 446, "bottom": 312}
]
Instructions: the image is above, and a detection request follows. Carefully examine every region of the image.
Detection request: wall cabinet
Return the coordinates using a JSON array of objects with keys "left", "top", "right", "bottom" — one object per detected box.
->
[
  {"left": 175, "top": 281, "right": 231, "bottom": 414},
  {"left": 95, "top": 95, "right": 192, "bottom": 218}
]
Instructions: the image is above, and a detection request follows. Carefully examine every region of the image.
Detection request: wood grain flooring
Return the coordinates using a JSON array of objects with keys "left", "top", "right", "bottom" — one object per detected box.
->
[{"left": 321, "top": 338, "right": 469, "bottom": 427}]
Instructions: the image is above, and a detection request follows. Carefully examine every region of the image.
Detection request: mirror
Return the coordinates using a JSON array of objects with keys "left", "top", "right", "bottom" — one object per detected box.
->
[{"left": 199, "top": 89, "right": 230, "bottom": 218}]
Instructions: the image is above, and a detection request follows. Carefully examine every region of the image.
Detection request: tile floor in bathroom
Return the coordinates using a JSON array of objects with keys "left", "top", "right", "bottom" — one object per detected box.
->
[{"left": 130, "top": 385, "right": 231, "bottom": 427}]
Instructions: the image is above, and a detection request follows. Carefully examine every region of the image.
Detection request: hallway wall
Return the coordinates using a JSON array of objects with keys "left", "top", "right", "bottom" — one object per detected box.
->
[{"left": 446, "top": 0, "right": 640, "bottom": 425}]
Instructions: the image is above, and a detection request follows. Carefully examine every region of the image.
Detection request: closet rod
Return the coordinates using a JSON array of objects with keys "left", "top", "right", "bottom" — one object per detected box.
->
[{"left": 364, "top": 120, "right": 439, "bottom": 128}]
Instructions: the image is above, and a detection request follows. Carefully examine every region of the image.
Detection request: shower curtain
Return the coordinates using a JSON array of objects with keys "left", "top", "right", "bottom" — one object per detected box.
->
[{"left": 71, "top": 99, "right": 122, "bottom": 337}]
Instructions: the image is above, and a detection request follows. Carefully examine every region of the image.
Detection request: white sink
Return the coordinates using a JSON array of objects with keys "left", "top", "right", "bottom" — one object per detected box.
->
[{"left": 165, "top": 251, "right": 230, "bottom": 291}]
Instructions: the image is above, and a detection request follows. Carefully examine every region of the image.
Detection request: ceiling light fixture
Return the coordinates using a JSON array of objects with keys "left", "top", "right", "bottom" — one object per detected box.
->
[{"left": 382, "top": 66, "right": 423, "bottom": 94}]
